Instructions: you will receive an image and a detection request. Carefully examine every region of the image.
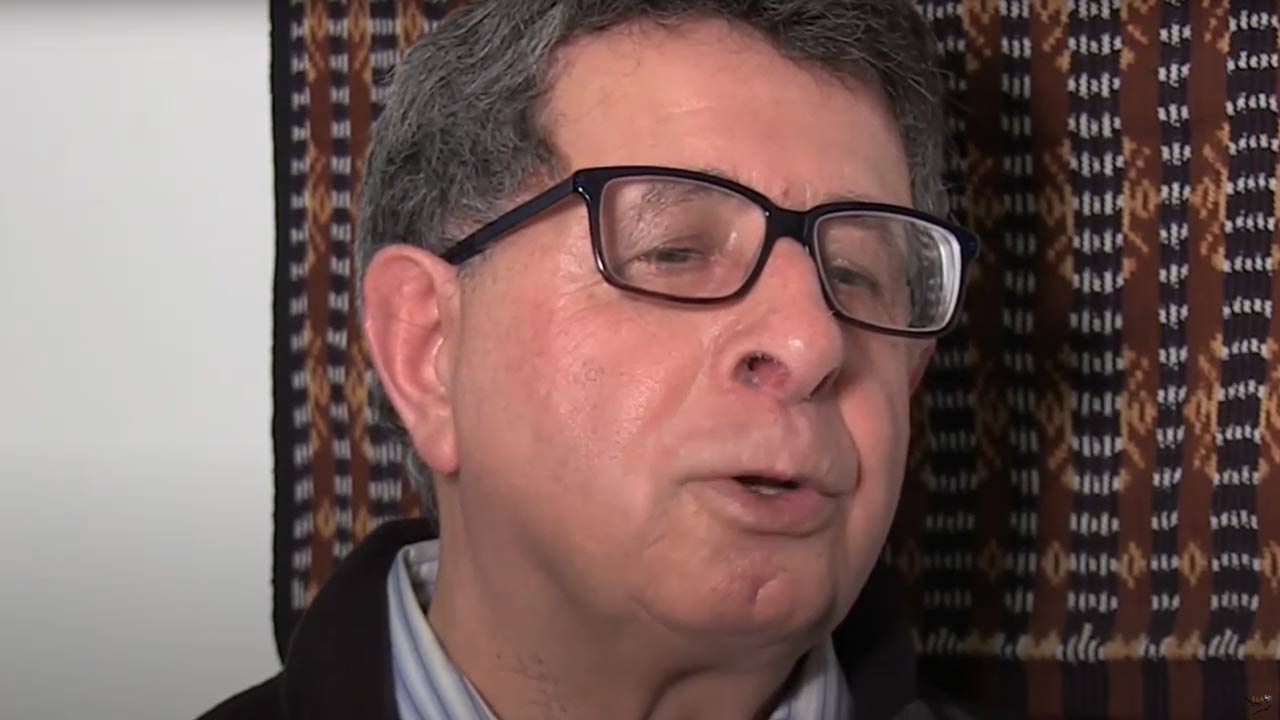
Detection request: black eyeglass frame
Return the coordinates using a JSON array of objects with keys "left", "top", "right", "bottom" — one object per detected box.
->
[{"left": 441, "top": 165, "right": 980, "bottom": 338}]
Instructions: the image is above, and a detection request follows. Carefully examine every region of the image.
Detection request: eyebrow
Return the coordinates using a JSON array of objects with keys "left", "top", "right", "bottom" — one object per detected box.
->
[
  {"left": 624, "top": 179, "right": 730, "bottom": 236},
  {"left": 693, "top": 165, "right": 892, "bottom": 207},
  {"left": 636, "top": 177, "right": 725, "bottom": 211}
]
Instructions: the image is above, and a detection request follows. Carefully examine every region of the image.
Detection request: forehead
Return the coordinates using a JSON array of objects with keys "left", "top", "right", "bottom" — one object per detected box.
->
[{"left": 541, "top": 17, "right": 913, "bottom": 209}]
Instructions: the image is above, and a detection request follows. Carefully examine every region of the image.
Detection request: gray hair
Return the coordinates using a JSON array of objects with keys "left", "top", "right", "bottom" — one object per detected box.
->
[{"left": 357, "top": 0, "right": 948, "bottom": 520}]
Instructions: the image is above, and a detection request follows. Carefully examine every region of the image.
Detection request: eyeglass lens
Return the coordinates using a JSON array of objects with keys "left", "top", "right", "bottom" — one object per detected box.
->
[{"left": 598, "top": 175, "right": 961, "bottom": 333}]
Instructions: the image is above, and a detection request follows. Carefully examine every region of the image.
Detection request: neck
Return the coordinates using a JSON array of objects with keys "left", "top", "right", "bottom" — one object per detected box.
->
[{"left": 426, "top": 518, "right": 815, "bottom": 720}]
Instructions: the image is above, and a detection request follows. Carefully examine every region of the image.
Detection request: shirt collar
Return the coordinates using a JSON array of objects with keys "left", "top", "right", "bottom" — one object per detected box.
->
[
  {"left": 387, "top": 540, "right": 497, "bottom": 720},
  {"left": 387, "top": 539, "right": 853, "bottom": 720}
]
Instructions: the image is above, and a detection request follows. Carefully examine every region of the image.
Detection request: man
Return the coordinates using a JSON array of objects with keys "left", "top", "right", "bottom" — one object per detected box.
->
[{"left": 204, "top": 1, "right": 981, "bottom": 718}]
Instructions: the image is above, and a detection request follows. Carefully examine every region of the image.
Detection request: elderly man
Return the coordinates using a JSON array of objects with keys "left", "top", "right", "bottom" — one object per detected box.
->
[{"left": 204, "top": 1, "right": 980, "bottom": 718}]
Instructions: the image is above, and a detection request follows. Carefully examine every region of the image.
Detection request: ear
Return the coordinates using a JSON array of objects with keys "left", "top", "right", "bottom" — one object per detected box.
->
[
  {"left": 908, "top": 339, "right": 935, "bottom": 392},
  {"left": 362, "top": 245, "right": 463, "bottom": 476}
]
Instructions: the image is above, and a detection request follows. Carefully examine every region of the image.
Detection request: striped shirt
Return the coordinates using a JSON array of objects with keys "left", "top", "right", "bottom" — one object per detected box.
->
[{"left": 388, "top": 539, "right": 854, "bottom": 719}]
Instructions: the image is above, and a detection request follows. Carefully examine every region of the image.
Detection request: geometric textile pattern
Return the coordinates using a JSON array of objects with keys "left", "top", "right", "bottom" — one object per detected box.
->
[
  {"left": 270, "top": 1, "right": 1280, "bottom": 717},
  {"left": 893, "top": 1, "right": 1280, "bottom": 717},
  {"left": 269, "top": 0, "right": 438, "bottom": 659}
]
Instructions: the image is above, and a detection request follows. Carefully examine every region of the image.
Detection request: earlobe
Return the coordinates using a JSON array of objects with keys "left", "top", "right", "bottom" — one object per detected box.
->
[{"left": 361, "top": 245, "right": 462, "bottom": 475}]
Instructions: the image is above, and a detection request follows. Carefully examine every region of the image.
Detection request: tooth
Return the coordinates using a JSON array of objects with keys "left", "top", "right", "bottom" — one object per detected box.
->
[{"left": 746, "top": 484, "right": 786, "bottom": 496}]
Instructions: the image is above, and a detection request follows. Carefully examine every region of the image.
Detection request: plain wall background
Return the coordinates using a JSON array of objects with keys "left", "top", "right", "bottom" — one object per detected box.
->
[{"left": 0, "top": 4, "right": 280, "bottom": 718}]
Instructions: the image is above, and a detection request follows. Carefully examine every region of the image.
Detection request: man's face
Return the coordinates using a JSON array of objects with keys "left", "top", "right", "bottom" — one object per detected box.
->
[{"left": 436, "top": 19, "right": 927, "bottom": 646}]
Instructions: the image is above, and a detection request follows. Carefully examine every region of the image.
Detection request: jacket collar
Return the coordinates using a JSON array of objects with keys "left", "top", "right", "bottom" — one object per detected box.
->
[{"left": 278, "top": 519, "right": 919, "bottom": 720}]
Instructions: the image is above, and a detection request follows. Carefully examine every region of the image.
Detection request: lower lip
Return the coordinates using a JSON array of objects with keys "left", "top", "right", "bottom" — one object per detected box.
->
[{"left": 698, "top": 479, "right": 836, "bottom": 535}]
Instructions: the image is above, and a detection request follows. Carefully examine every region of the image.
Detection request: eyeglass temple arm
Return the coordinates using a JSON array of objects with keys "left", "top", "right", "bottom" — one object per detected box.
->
[{"left": 440, "top": 177, "right": 578, "bottom": 264}]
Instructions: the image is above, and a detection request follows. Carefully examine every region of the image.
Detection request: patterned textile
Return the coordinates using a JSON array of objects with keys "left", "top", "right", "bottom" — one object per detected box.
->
[{"left": 269, "top": 1, "right": 1280, "bottom": 717}]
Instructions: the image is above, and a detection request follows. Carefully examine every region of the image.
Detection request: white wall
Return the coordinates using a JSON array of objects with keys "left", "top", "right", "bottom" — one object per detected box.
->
[{"left": 0, "top": 5, "right": 279, "bottom": 718}]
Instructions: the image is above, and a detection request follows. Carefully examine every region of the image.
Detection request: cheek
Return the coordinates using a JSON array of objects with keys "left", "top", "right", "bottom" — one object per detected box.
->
[
  {"left": 845, "top": 387, "right": 910, "bottom": 483},
  {"left": 541, "top": 307, "right": 696, "bottom": 491},
  {"left": 838, "top": 343, "right": 915, "bottom": 526},
  {"left": 466, "top": 284, "right": 698, "bottom": 516},
  {"left": 844, "top": 338, "right": 916, "bottom": 463}
]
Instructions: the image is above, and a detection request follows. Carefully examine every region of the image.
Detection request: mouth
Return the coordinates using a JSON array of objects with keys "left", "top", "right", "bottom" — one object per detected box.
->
[
  {"left": 733, "top": 475, "right": 802, "bottom": 496},
  {"left": 698, "top": 475, "right": 835, "bottom": 535}
]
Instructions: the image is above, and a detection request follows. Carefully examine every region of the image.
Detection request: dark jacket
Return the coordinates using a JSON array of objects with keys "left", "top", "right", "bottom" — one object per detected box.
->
[{"left": 199, "top": 520, "right": 982, "bottom": 720}]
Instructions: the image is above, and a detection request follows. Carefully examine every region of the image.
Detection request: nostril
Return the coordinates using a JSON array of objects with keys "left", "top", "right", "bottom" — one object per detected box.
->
[
  {"left": 735, "top": 350, "right": 837, "bottom": 400},
  {"left": 736, "top": 351, "right": 789, "bottom": 391},
  {"left": 745, "top": 351, "right": 772, "bottom": 373}
]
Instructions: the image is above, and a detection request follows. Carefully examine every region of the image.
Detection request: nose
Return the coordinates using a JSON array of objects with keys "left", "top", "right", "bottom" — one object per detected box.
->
[{"left": 720, "top": 237, "right": 844, "bottom": 404}]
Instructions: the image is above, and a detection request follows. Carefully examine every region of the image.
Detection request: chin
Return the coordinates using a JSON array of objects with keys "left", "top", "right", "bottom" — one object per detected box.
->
[{"left": 649, "top": 559, "right": 841, "bottom": 644}]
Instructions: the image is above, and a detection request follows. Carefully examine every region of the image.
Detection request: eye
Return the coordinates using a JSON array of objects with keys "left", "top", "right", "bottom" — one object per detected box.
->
[
  {"left": 635, "top": 242, "right": 709, "bottom": 265},
  {"left": 626, "top": 232, "right": 720, "bottom": 269},
  {"left": 827, "top": 264, "right": 883, "bottom": 295}
]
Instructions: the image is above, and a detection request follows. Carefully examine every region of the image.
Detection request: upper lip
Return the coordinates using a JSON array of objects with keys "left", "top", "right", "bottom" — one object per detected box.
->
[
  {"left": 677, "top": 414, "right": 855, "bottom": 496},
  {"left": 729, "top": 471, "right": 844, "bottom": 497}
]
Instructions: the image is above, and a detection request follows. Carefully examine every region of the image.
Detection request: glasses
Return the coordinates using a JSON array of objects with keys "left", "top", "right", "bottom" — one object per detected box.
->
[{"left": 442, "top": 166, "right": 978, "bottom": 337}]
